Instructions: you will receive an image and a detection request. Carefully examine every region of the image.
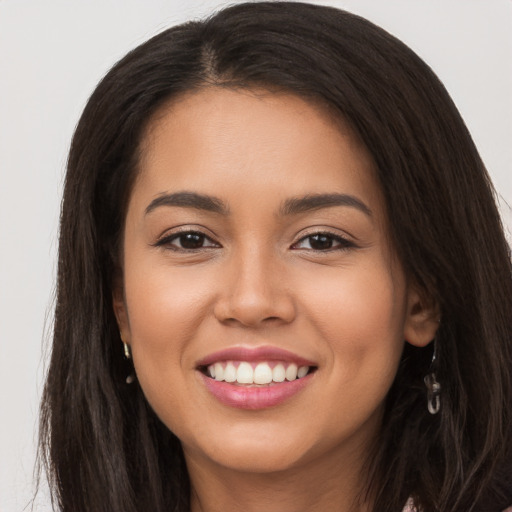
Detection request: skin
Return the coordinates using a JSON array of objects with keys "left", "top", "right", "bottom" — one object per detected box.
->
[{"left": 114, "top": 88, "right": 438, "bottom": 512}]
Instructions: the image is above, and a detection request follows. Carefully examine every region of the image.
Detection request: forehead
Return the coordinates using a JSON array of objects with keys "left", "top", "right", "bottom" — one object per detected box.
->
[{"left": 134, "top": 87, "right": 383, "bottom": 216}]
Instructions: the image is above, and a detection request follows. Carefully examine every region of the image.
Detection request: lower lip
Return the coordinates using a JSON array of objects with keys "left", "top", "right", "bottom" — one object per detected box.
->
[{"left": 199, "top": 372, "right": 314, "bottom": 410}]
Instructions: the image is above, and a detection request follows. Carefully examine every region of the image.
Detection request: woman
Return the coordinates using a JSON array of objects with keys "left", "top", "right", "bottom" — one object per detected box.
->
[{"left": 39, "top": 2, "right": 512, "bottom": 511}]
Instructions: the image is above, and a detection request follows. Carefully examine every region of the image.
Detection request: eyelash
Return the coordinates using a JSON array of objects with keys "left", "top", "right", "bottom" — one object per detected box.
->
[
  {"left": 154, "top": 229, "right": 355, "bottom": 253},
  {"left": 154, "top": 230, "right": 220, "bottom": 252},
  {"left": 291, "top": 231, "right": 355, "bottom": 252}
]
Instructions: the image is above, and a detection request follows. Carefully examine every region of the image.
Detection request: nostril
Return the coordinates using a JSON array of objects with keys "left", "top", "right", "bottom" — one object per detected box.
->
[{"left": 219, "top": 315, "right": 284, "bottom": 328}]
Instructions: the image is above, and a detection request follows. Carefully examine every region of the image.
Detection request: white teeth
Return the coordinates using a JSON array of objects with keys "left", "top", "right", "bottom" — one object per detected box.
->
[
  {"left": 254, "top": 363, "right": 273, "bottom": 384},
  {"left": 236, "top": 362, "right": 254, "bottom": 384},
  {"left": 205, "top": 361, "right": 311, "bottom": 384},
  {"left": 214, "top": 362, "right": 224, "bottom": 381},
  {"left": 297, "top": 366, "right": 309, "bottom": 378},
  {"left": 224, "top": 362, "right": 237, "bottom": 382},
  {"left": 285, "top": 363, "right": 298, "bottom": 381},
  {"left": 272, "top": 363, "right": 286, "bottom": 382}
]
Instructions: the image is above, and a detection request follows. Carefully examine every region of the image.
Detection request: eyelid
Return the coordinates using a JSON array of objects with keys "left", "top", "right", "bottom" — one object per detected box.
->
[
  {"left": 151, "top": 225, "right": 356, "bottom": 252},
  {"left": 291, "top": 229, "right": 356, "bottom": 251},
  {"left": 152, "top": 226, "right": 221, "bottom": 250}
]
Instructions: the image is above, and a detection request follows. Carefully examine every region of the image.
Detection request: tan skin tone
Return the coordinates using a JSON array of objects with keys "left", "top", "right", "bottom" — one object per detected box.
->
[{"left": 114, "top": 88, "right": 439, "bottom": 512}]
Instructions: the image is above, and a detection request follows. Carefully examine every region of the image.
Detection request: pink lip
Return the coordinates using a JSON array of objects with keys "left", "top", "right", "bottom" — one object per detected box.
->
[
  {"left": 196, "top": 346, "right": 316, "bottom": 368},
  {"left": 199, "top": 371, "right": 314, "bottom": 410},
  {"left": 196, "top": 346, "right": 317, "bottom": 410}
]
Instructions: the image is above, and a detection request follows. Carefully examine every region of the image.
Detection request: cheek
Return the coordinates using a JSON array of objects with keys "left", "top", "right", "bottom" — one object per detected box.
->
[
  {"left": 298, "top": 259, "right": 406, "bottom": 387},
  {"left": 124, "top": 256, "right": 214, "bottom": 339},
  {"left": 122, "top": 259, "right": 215, "bottom": 405}
]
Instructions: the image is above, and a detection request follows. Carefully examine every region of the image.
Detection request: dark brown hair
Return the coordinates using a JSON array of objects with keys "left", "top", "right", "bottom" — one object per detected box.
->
[{"left": 39, "top": 2, "right": 512, "bottom": 511}]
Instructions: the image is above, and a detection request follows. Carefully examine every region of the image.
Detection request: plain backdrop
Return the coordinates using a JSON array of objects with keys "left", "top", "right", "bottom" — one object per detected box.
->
[{"left": 1, "top": 1, "right": 511, "bottom": 510}]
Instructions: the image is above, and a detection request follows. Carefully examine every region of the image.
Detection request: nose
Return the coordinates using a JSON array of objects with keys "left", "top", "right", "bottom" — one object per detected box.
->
[{"left": 213, "top": 250, "right": 296, "bottom": 328}]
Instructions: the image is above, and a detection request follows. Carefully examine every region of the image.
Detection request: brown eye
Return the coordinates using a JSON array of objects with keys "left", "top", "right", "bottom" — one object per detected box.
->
[
  {"left": 178, "top": 233, "right": 207, "bottom": 249},
  {"left": 293, "top": 233, "right": 353, "bottom": 251},
  {"left": 307, "top": 234, "right": 335, "bottom": 250},
  {"left": 156, "top": 231, "right": 219, "bottom": 251}
]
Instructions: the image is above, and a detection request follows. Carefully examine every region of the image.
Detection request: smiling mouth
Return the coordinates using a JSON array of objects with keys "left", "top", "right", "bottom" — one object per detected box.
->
[{"left": 199, "top": 360, "right": 317, "bottom": 386}]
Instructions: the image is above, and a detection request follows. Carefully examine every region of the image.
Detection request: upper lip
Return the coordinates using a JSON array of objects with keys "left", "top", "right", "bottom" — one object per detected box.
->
[{"left": 196, "top": 346, "right": 317, "bottom": 368}]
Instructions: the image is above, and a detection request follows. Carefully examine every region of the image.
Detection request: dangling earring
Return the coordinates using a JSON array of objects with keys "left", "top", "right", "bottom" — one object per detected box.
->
[
  {"left": 120, "top": 333, "right": 135, "bottom": 384},
  {"left": 424, "top": 340, "right": 441, "bottom": 415}
]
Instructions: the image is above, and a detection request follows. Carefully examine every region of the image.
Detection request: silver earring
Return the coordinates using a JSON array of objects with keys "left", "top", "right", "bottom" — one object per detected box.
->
[
  {"left": 120, "top": 333, "right": 135, "bottom": 384},
  {"left": 120, "top": 331, "right": 131, "bottom": 359},
  {"left": 424, "top": 341, "right": 441, "bottom": 415}
]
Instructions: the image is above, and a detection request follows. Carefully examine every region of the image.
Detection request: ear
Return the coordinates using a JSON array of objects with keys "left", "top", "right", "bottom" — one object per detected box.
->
[
  {"left": 403, "top": 285, "right": 440, "bottom": 347},
  {"left": 113, "top": 280, "right": 131, "bottom": 344}
]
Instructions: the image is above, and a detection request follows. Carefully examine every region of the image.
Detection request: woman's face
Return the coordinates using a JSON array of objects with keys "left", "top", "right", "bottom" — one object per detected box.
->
[{"left": 116, "top": 88, "right": 433, "bottom": 476}]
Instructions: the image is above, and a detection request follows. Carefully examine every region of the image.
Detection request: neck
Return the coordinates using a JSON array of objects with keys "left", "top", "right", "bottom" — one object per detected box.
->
[{"left": 185, "top": 438, "right": 375, "bottom": 512}]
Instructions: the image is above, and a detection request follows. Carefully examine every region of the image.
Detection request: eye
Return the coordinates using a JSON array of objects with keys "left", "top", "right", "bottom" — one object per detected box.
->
[
  {"left": 292, "top": 232, "right": 353, "bottom": 251},
  {"left": 155, "top": 230, "right": 219, "bottom": 251}
]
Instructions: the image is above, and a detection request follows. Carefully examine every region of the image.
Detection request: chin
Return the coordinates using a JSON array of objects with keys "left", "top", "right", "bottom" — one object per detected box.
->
[
  {"left": 182, "top": 424, "right": 315, "bottom": 474},
  {"left": 201, "top": 443, "right": 308, "bottom": 474}
]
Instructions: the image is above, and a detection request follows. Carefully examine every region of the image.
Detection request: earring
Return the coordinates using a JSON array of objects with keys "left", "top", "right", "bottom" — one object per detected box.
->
[
  {"left": 120, "top": 333, "right": 135, "bottom": 384},
  {"left": 424, "top": 341, "right": 441, "bottom": 415},
  {"left": 120, "top": 332, "right": 131, "bottom": 359}
]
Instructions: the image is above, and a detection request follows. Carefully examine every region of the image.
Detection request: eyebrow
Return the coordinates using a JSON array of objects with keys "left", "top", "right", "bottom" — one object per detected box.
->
[
  {"left": 145, "top": 191, "right": 229, "bottom": 216},
  {"left": 280, "top": 193, "right": 372, "bottom": 217},
  {"left": 144, "top": 191, "right": 372, "bottom": 218}
]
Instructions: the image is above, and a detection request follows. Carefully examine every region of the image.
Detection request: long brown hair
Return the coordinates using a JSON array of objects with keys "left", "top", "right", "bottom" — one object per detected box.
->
[{"left": 39, "top": 2, "right": 512, "bottom": 511}]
